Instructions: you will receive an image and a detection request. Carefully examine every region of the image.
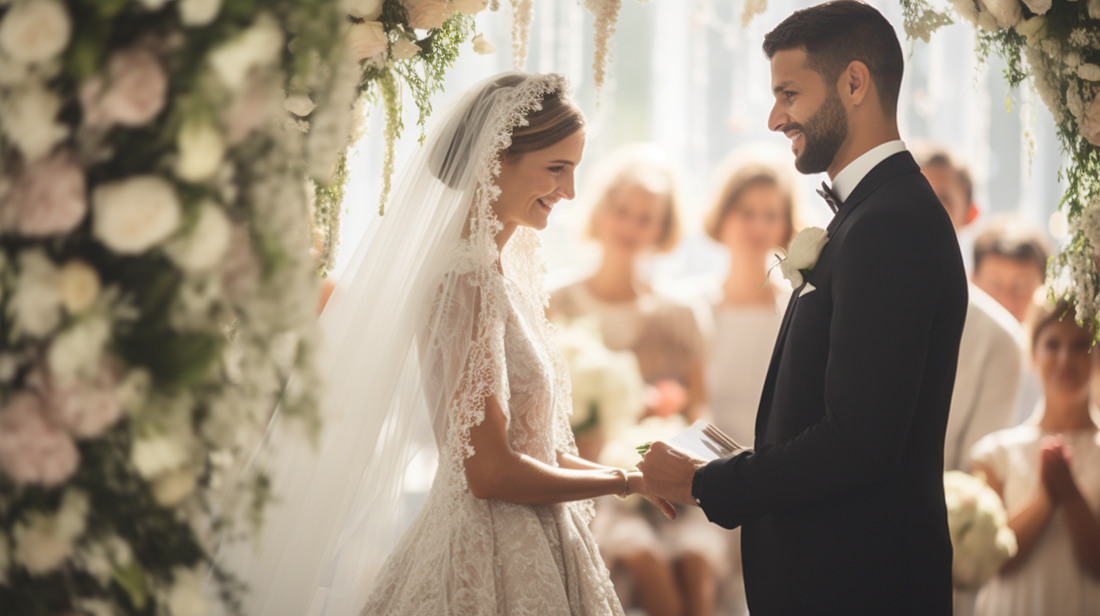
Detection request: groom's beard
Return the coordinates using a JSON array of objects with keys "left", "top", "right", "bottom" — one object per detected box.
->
[{"left": 790, "top": 91, "right": 848, "bottom": 175}]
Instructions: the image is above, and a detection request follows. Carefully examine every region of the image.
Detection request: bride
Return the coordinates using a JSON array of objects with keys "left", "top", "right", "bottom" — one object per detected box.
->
[{"left": 215, "top": 72, "right": 674, "bottom": 616}]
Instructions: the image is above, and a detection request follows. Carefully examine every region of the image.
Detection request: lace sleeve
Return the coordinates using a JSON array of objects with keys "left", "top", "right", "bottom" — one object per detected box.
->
[{"left": 421, "top": 269, "right": 511, "bottom": 485}]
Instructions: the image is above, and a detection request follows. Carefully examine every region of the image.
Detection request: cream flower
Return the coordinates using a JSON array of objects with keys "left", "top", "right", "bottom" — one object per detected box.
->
[
  {"left": 453, "top": 0, "right": 488, "bottom": 14},
  {"left": 1022, "top": 0, "right": 1052, "bottom": 15},
  {"left": 39, "top": 362, "right": 123, "bottom": 440},
  {"left": 1078, "top": 63, "right": 1100, "bottom": 81},
  {"left": 165, "top": 200, "right": 232, "bottom": 273},
  {"left": 403, "top": 0, "right": 452, "bottom": 30},
  {"left": 179, "top": 0, "right": 223, "bottom": 27},
  {"left": 80, "top": 48, "right": 168, "bottom": 129},
  {"left": 778, "top": 226, "right": 829, "bottom": 288},
  {"left": 208, "top": 14, "right": 283, "bottom": 89},
  {"left": 13, "top": 489, "right": 88, "bottom": 576},
  {"left": 0, "top": 0, "right": 71, "bottom": 64},
  {"left": 175, "top": 118, "right": 225, "bottom": 182},
  {"left": 3, "top": 149, "right": 86, "bottom": 236},
  {"left": 982, "top": 0, "right": 1021, "bottom": 29},
  {"left": 283, "top": 93, "right": 317, "bottom": 116},
  {"left": 1015, "top": 16, "right": 1047, "bottom": 46},
  {"left": 0, "top": 393, "right": 79, "bottom": 487},
  {"left": 131, "top": 436, "right": 190, "bottom": 479},
  {"left": 472, "top": 33, "right": 495, "bottom": 55},
  {"left": 9, "top": 248, "right": 62, "bottom": 339},
  {"left": 165, "top": 567, "right": 209, "bottom": 616},
  {"left": 392, "top": 37, "right": 421, "bottom": 60},
  {"left": 1, "top": 81, "right": 69, "bottom": 162},
  {"left": 45, "top": 315, "right": 110, "bottom": 383},
  {"left": 349, "top": 21, "right": 388, "bottom": 61},
  {"left": 346, "top": 0, "right": 384, "bottom": 20},
  {"left": 1081, "top": 91, "right": 1100, "bottom": 147},
  {"left": 1065, "top": 52, "right": 1083, "bottom": 70},
  {"left": 56, "top": 260, "right": 100, "bottom": 314},
  {"left": 152, "top": 468, "right": 198, "bottom": 507},
  {"left": 93, "top": 175, "right": 182, "bottom": 255}
]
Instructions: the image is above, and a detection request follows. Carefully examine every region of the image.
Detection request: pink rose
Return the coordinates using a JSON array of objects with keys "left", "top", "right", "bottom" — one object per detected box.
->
[
  {"left": 348, "top": 22, "right": 388, "bottom": 62},
  {"left": 0, "top": 393, "right": 79, "bottom": 487},
  {"left": 403, "top": 0, "right": 452, "bottom": 30},
  {"left": 80, "top": 48, "right": 168, "bottom": 129},
  {"left": 28, "top": 364, "right": 123, "bottom": 440},
  {"left": 2, "top": 150, "right": 86, "bottom": 236},
  {"left": 1082, "top": 92, "right": 1100, "bottom": 147}
]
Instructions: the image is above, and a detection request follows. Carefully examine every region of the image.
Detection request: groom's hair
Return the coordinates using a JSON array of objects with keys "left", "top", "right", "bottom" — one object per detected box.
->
[{"left": 762, "top": 0, "right": 904, "bottom": 116}]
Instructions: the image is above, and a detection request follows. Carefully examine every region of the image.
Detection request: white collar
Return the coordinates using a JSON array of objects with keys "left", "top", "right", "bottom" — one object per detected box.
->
[{"left": 830, "top": 140, "right": 907, "bottom": 203}]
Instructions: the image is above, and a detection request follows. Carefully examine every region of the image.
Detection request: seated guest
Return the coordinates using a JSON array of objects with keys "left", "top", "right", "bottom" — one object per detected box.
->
[
  {"left": 970, "top": 297, "right": 1100, "bottom": 616},
  {"left": 915, "top": 143, "right": 1023, "bottom": 472},
  {"left": 548, "top": 144, "right": 722, "bottom": 616},
  {"left": 972, "top": 215, "right": 1050, "bottom": 324}
]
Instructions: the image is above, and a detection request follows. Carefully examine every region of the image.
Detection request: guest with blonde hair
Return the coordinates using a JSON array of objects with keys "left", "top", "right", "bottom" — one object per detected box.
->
[
  {"left": 549, "top": 143, "right": 721, "bottom": 616},
  {"left": 970, "top": 297, "right": 1100, "bottom": 616}
]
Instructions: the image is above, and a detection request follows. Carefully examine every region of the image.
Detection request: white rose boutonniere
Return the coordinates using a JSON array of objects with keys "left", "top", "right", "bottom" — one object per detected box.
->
[{"left": 775, "top": 226, "right": 829, "bottom": 290}]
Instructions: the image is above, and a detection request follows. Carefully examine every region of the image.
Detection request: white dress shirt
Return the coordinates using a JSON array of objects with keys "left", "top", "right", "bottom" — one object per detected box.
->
[{"left": 830, "top": 139, "right": 908, "bottom": 202}]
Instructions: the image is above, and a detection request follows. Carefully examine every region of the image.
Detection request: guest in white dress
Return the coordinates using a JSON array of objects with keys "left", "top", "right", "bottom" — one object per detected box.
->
[
  {"left": 970, "top": 297, "right": 1100, "bottom": 616},
  {"left": 699, "top": 151, "right": 800, "bottom": 616},
  {"left": 549, "top": 144, "right": 723, "bottom": 616}
]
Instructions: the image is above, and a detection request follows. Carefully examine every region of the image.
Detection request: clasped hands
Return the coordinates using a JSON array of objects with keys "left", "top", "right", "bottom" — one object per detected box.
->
[
  {"left": 631, "top": 441, "right": 710, "bottom": 519},
  {"left": 1039, "top": 435, "right": 1081, "bottom": 505}
]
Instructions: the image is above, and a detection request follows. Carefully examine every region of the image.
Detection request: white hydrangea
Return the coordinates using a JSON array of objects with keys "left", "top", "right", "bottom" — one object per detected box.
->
[
  {"left": 8, "top": 248, "right": 62, "bottom": 339},
  {"left": 165, "top": 200, "right": 232, "bottom": 273},
  {"left": 13, "top": 489, "right": 89, "bottom": 576},
  {"left": 208, "top": 13, "right": 283, "bottom": 89}
]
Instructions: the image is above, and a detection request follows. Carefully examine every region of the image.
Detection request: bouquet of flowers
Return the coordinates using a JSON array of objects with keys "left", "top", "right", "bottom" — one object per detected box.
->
[
  {"left": 943, "top": 470, "right": 1018, "bottom": 590},
  {"left": 555, "top": 317, "right": 645, "bottom": 440}
]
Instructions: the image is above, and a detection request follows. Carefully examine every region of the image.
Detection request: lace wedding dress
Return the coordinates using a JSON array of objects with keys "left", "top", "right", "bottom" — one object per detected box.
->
[{"left": 213, "top": 73, "right": 623, "bottom": 616}]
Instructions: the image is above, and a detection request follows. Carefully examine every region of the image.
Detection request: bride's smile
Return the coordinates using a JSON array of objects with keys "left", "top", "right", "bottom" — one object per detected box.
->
[{"left": 493, "top": 128, "right": 585, "bottom": 233}]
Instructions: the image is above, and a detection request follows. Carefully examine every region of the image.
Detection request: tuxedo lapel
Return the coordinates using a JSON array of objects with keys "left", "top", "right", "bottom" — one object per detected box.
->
[{"left": 753, "top": 151, "right": 922, "bottom": 444}]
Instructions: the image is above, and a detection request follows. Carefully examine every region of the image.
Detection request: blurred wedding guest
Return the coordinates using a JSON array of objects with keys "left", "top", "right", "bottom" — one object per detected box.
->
[
  {"left": 915, "top": 144, "right": 1023, "bottom": 473},
  {"left": 548, "top": 144, "right": 722, "bottom": 616},
  {"left": 703, "top": 153, "right": 798, "bottom": 451},
  {"left": 972, "top": 215, "right": 1050, "bottom": 324},
  {"left": 970, "top": 297, "right": 1100, "bottom": 616},
  {"left": 972, "top": 215, "right": 1051, "bottom": 424}
]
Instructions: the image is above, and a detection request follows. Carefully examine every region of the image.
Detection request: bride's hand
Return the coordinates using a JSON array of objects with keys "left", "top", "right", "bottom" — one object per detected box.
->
[{"left": 628, "top": 471, "right": 677, "bottom": 521}]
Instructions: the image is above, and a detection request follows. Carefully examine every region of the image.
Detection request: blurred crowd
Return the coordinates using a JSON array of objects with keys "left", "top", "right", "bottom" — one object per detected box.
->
[{"left": 542, "top": 142, "right": 1100, "bottom": 616}]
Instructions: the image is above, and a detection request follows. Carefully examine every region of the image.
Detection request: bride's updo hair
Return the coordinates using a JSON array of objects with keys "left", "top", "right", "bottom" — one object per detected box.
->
[{"left": 431, "top": 73, "right": 584, "bottom": 187}]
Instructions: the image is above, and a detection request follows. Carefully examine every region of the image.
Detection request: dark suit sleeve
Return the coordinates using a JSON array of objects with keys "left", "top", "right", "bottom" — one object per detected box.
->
[{"left": 695, "top": 205, "right": 952, "bottom": 529}]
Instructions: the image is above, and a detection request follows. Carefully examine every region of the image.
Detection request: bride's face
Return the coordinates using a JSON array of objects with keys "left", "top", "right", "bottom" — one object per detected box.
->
[{"left": 494, "top": 130, "right": 585, "bottom": 231}]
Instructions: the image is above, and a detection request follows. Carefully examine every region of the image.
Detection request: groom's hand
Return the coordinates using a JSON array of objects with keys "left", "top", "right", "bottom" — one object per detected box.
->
[{"left": 637, "top": 441, "right": 708, "bottom": 506}]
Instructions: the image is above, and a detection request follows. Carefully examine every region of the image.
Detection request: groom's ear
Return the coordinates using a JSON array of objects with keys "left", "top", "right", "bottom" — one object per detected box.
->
[{"left": 839, "top": 60, "right": 873, "bottom": 109}]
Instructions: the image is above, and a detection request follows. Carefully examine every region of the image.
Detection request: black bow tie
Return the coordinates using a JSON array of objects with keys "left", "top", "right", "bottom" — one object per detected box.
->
[{"left": 816, "top": 182, "right": 841, "bottom": 214}]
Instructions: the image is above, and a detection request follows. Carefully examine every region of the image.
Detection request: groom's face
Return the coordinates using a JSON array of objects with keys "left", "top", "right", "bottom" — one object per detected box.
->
[{"left": 768, "top": 49, "right": 849, "bottom": 175}]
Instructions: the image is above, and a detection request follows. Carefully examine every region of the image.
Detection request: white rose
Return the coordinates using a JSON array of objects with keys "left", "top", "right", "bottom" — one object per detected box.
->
[
  {"left": 403, "top": 0, "right": 452, "bottom": 30},
  {"left": 165, "top": 200, "right": 232, "bottom": 273},
  {"left": 56, "top": 260, "right": 100, "bottom": 314},
  {"left": 1, "top": 81, "right": 68, "bottom": 162},
  {"left": 0, "top": 0, "right": 72, "bottom": 64},
  {"left": 453, "top": 0, "right": 488, "bottom": 14},
  {"left": 179, "top": 0, "right": 223, "bottom": 27},
  {"left": 982, "top": 0, "right": 1021, "bottom": 29},
  {"left": 9, "top": 248, "right": 62, "bottom": 339},
  {"left": 349, "top": 21, "right": 388, "bottom": 61},
  {"left": 472, "top": 33, "right": 495, "bottom": 55},
  {"left": 392, "top": 37, "right": 420, "bottom": 60},
  {"left": 345, "top": 0, "right": 384, "bottom": 20},
  {"left": 165, "top": 567, "right": 209, "bottom": 616},
  {"left": 1014, "top": 16, "right": 1047, "bottom": 45},
  {"left": 283, "top": 93, "right": 316, "bottom": 116},
  {"left": 1078, "top": 63, "right": 1100, "bottom": 81},
  {"left": 175, "top": 119, "right": 225, "bottom": 182},
  {"left": 1081, "top": 91, "right": 1100, "bottom": 147},
  {"left": 131, "top": 436, "right": 189, "bottom": 479},
  {"left": 93, "top": 175, "right": 182, "bottom": 255},
  {"left": 152, "top": 468, "right": 198, "bottom": 507},
  {"left": 208, "top": 14, "right": 283, "bottom": 89},
  {"left": 1022, "top": 0, "right": 1052, "bottom": 14},
  {"left": 785, "top": 226, "right": 829, "bottom": 270}
]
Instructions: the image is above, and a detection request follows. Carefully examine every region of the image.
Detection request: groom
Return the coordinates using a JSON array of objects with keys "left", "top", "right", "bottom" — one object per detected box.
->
[{"left": 638, "top": 2, "right": 966, "bottom": 614}]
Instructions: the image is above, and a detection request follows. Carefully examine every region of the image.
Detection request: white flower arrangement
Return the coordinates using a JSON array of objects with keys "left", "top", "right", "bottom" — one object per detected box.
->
[
  {"left": 944, "top": 471, "right": 1018, "bottom": 589},
  {"left": 555, "top": 317, "right": 646, "bottom": 439}
]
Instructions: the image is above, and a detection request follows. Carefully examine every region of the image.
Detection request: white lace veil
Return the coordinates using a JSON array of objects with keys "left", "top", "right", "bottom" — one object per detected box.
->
[{"left": 213, "top": 71, "right": 579, "bottom": 616}]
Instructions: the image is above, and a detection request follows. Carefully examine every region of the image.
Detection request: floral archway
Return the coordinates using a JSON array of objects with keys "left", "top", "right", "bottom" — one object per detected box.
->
[{"left": 0, "top": 0, "right": 1094, "bottom": 614}]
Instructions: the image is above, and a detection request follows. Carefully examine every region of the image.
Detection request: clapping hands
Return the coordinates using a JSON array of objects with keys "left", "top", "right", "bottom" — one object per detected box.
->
[{"left": 1039, "top": 436, "right": 1079, "bottom": 504}]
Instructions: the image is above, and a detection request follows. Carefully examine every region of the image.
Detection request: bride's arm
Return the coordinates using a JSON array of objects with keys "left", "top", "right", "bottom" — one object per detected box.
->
[{"left": 465, "top": 394, "right": 675, "bottom": 519}]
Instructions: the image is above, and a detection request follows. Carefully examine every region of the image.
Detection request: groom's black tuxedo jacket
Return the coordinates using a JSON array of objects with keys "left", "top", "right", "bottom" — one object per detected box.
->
[{"left": 693, "top": 152, "right": 967, "bottom": 615}]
